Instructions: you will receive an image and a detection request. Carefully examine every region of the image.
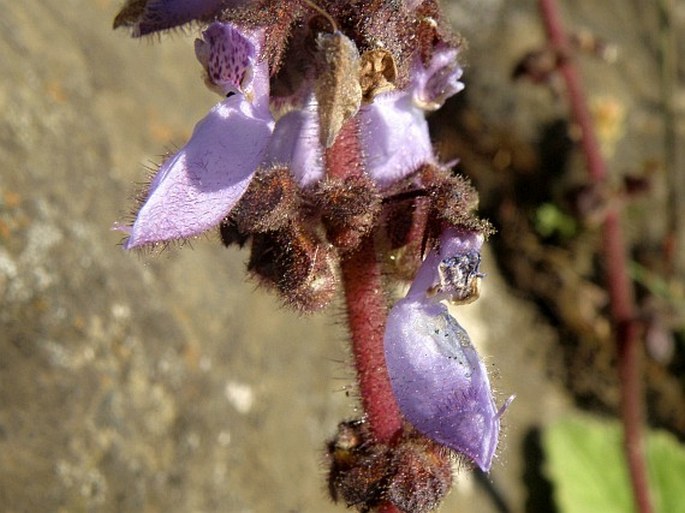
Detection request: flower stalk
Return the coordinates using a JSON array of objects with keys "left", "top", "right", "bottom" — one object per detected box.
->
[
  {"left": 340, "top": 237, "right": 403, "bottom": 513},
  {"left": 331, "top": 119, "right": 403, "bottom": 443}
]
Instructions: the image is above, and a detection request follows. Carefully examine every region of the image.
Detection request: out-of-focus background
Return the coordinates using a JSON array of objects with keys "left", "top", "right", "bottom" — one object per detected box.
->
[{"left": 1, "top": 1, "right": 683, "bottom": 512}]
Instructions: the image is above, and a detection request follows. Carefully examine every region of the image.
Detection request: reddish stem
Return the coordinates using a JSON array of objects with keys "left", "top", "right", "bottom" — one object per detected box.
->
[
  {"left": 329, "top": 116, "right": 403, "bottom": 513},
  {"left": 378, "top": 503, "right": 402, "bottom": 513},
  {"left": 340, "top": 238, "right": 402, "bottom": 513},
  {"left": 538, "top": 2, "right": 653, "bottom": 513},
  {"left": 340, "top": 234, "right": 403, "bottom": 443}
]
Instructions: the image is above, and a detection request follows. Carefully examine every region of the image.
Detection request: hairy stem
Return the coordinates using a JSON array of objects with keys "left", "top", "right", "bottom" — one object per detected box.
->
[
  {"left": 330, "top": 118, "right": 403, "bottom": 513},
  {"left": 340, "top": 234, "right": 403, "bottom": 442},
  {"left": 340, "top": 236, "right": 403, "bottom": 513},
  {"left": 538, "top": 2, "right": 653, "bottom": 513}
]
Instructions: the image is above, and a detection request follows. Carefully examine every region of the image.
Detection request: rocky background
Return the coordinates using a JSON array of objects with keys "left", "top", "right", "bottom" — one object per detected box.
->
[{"left": 1, "top": 1, "right": 682, "bottom": 512}]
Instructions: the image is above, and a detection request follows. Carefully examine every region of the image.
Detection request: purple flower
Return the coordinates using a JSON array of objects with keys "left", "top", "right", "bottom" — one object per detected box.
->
[
  {"left": 360, "top": 47, "right": 464, "bottom": 189},
  {"left": 360, "top": 92, "right": 434, "bottom": 189},
  {"left": 118, "top": 23, "right": 273, "bottom": 249},
  {"left": 384, "top": 228, "right": 512, "bottom": 472},
  {"left": 117, "top": 24, "right": 466, "bottom": 249},
  {"left": 412, "top": 47, "right": 465, "bottom": 111}
]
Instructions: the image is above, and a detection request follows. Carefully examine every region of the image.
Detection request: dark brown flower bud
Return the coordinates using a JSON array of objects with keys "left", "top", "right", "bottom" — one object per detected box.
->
[
  {"left": 387, "top": 436, "right": 453, "bottom": 513},
  {"left": 326, "top": 419, "right": 390, "bottom": 511},
  {"left": 312, "top": 175, "right": 382, "bottom": 253},
  {"left": 248, "top": 223, "right": 337, "bottom": 312},
  {"left": 233, "top": 166, "right": 300, "bottom": 234},
  {"left": 326, "top": 421, "right": 455, "bottom": 513},
  {"left": 423, "top": 165, "right": 494, "bottom": 237}
]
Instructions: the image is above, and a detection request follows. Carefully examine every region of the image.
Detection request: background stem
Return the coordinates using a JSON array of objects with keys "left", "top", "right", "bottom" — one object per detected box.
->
[{"left": 537, "top": 2, "right": 654, "bottom": 512}]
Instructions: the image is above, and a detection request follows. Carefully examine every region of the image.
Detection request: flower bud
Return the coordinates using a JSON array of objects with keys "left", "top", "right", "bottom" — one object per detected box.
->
[
  {"left": 387, "top": 435, "right": 453, "bottom": 513},
  {"left": 313, "top": 175, "right": 382, "bottom": 252},
  {"left": 326, "top": 419, "right": 389, "bottom": 511},
  {"left": 424, "top": 166, "right": 480, "bottom": 228},
  {"left": 248, "top": 224, "right": 337, "bottom": 312},
  {"left": 233, "top": 166, "right": 300, "bottom": 234}
]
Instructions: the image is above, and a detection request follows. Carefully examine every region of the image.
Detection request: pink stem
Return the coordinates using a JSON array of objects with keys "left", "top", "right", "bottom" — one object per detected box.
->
[{"left": 538, "top": 2, "right": 653, "bottom": 513}]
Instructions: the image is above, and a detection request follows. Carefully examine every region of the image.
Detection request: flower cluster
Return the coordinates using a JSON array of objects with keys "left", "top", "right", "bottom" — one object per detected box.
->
[{"left": 114, "top": 0, "right": 511, "bottom": 511}]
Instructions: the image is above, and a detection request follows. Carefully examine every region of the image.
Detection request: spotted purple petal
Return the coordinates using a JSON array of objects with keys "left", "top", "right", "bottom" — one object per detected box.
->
[
  {"left": 384, "top": 297, "right": 503, "bottom": 472},
  {"left": 195, "top": 22, "right": 260, "bottom": 101},
  {"left": 120, "top": 96, "right": 274, "bottom": 249},
  {"left": 119, "top": 0, "right": 248, "bottom": 37},
  {"left": 264, "top": 100, "right": 324, "bottom": 188},
  {"left": 412, "top": 47, "right": 464, "bottom": 111},
  {"left": 360, "top": 91, "right": 434, "bottom": 189}
]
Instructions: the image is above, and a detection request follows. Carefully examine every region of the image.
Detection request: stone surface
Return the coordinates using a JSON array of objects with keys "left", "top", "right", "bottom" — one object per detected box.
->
[{"left": 0, "top": 2, "right": 351, "bottom": 511}]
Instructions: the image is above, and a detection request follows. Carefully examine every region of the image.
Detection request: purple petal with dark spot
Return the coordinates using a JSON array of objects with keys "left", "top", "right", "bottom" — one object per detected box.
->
[
  {"left": 121, "top": 95, "right": 273, "bottom": 249},
  {"left": 384, "top": 297, "right": 501, "bottom": 472},
  {"left": 195, "top": 23, "right": 256, "bottom": 97}
]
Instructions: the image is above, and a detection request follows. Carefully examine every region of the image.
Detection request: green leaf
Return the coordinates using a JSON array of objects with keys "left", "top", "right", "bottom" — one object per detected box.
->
[
  {"left": 542, "top": 414, "right": 685, "bottom": 513},
  {"left": 533, "top": 203, "right": 577, "bottom": 239}
]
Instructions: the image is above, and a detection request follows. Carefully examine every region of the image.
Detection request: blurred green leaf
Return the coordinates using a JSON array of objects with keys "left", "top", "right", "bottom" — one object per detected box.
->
[
  {"left": 542, "top": 414, "right": 685, "bottom": 513},
  {"left": 533, "top": 203, "right": 577, "bottom": 239}
]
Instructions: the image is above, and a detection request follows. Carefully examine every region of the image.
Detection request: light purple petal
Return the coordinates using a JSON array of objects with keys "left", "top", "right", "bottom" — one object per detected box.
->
[
  {"left": 412, "top": 47, "right": 465, "bottom": 111},
  {"left": 360, "top": 91, "right": 434, "bottom": 189},
  {"left": 122, "top": 96, "right": 274, "bottom": 249},
  {"left": 384, "top": 297, "right": 501, "bottom": 472},
  {"left": 264, "top": 101, "right": 324, "bottom": 188},
  {"left": 131, "top": 0, "right": 249, "bottom": 37}
]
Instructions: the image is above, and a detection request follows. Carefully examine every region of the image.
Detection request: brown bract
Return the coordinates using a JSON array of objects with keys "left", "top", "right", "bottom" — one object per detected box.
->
[
  {"left": 327, "top": 420, "right": 454, "bottom": 513},
  {"left": 315, "top": 32, "right": 363, "bottom": 148},
  {"left": 232, "top": 166, "right": 300, "bottom": 233},
  {"left": 312, "top": 174, "right": 382, "bottom": 253}
]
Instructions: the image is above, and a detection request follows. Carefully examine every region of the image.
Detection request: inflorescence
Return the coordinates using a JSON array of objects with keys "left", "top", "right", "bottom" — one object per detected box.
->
[{"left": 114, "top": 1, "right": 513, "bottom": 511}]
